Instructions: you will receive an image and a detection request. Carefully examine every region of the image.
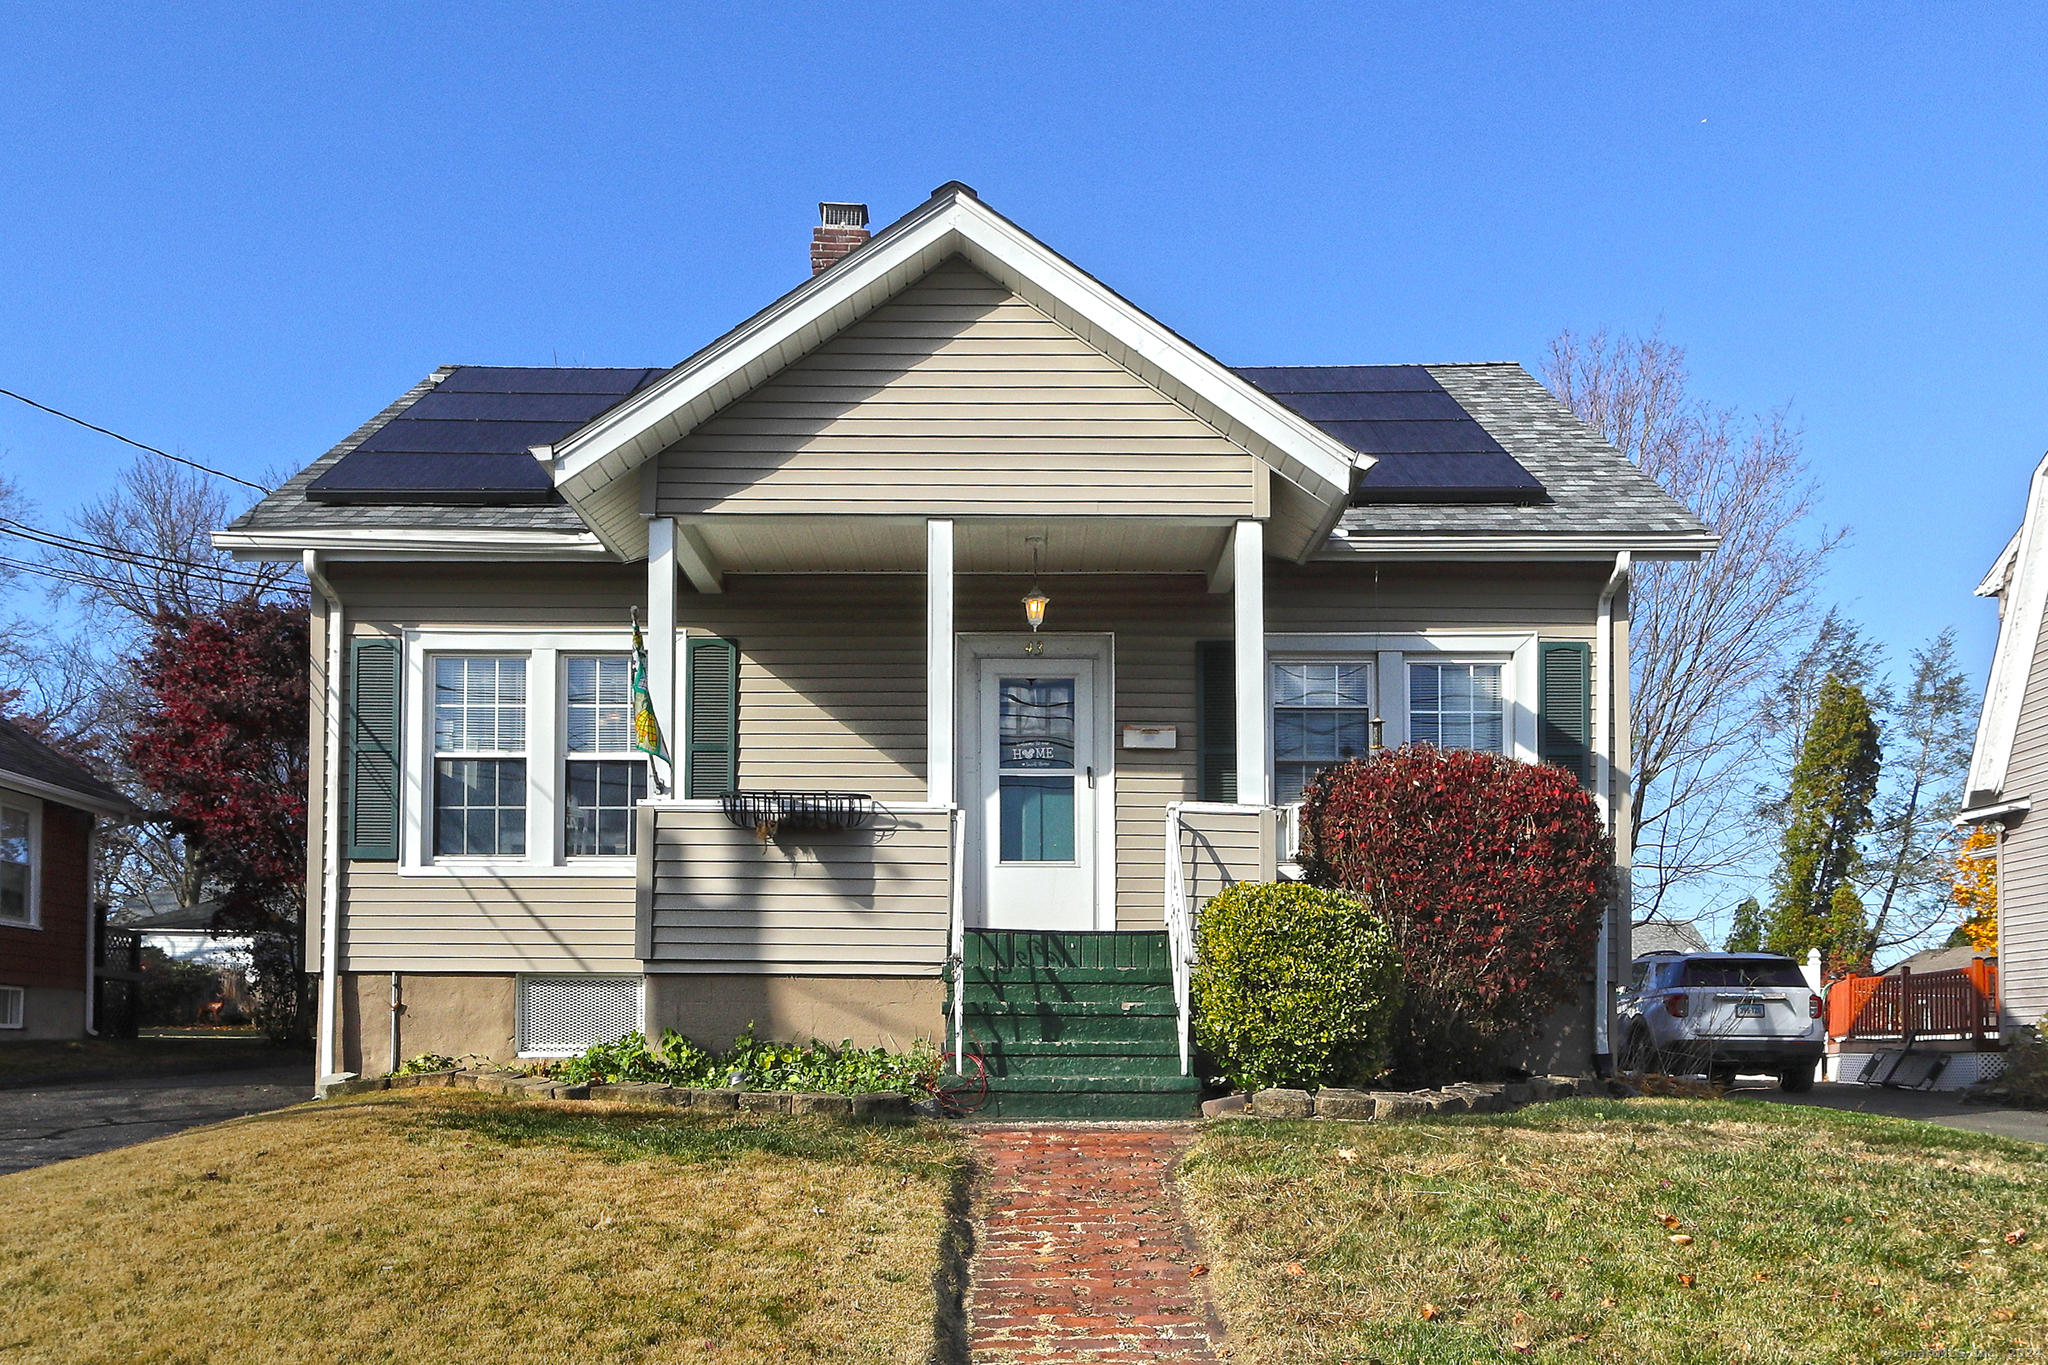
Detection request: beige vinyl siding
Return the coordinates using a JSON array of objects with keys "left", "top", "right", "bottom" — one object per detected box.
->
[
  {"left": 1994, "top": 598, "right": 2048, "bottom": 1030},
  {"left": 956, "top": 575, "right": 1230, "bottom": 927},
  {"left": 1177, "top": 807, "right": 1279, "bottom": 907},
  {"left": 654, "top": 260, "right": 1262, "bottom": 519},
  {"left": 341, "top": 871, "right": 637, "bottom": 973},
  {"left": 327, "top": 562, "right": 646, "bottom": 624},
  {"left": 643, "top": 808, "right": 951, "bottom": 975},
  {"left": 681, "top": 576, "right": 928, "bottom": 799},
  {"left": 1267, "top": 561, "right": 1607, "bottom": 637}
]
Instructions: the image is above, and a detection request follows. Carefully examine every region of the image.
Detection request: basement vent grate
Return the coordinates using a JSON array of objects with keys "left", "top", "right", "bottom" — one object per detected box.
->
[
  {"left": 517, "top": 976, "right": 641, "bottom": 1056},
  {"left": 0, "top": 985, "right": 23, "bottom": 1030}
]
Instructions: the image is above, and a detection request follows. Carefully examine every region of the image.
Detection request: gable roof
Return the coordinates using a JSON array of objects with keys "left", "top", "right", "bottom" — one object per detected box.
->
[
  {"left": 0, "top": 717, "right": 135, "bottom": 817},
  {"left": 219, "top": 184, "right": 1712, "bottom": 567},
  {"left": 544, "top": 183, "right": 1365, "bottom": 562}
]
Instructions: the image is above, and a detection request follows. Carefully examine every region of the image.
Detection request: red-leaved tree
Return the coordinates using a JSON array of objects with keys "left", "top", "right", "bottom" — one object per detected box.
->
[
  {"left": 131, "top": 601, "right": 309, "bottom": 1041},
  {"left": 1300, "top": 747, "right": 1614, "bottom": 1085}
]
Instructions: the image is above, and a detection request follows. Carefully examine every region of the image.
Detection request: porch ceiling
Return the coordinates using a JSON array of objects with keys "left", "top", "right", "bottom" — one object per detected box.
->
[{"left": 685, "top": 516, "right": 1233, "bottom": 575}]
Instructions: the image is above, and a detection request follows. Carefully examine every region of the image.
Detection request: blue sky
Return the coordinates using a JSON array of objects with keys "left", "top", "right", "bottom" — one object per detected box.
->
[{"left": 3, "top": 3, "right": 2043, "bottom": 684}]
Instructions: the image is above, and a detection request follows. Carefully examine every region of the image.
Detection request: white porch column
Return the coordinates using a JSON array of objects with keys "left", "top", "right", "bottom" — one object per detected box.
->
[
  {"left": 646, "top": 517, "right": 679, "bottom": 795},
  {"left": 927, "top": 519, "right": 956, "bottom": 806},
  {"left": 1232, "top": 520, "right": 1268, "bottom": 805}
]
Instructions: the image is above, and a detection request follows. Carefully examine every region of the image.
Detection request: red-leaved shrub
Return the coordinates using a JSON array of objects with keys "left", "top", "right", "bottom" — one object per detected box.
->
[{"left": 1300, "top": 746, "right": 1614, "bottom": 1086}]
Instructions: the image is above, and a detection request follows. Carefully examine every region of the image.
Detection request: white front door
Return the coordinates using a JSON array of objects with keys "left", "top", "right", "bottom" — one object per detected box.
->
[{"left": 974, "top": 652, "right": 1099, "bottom": 931}]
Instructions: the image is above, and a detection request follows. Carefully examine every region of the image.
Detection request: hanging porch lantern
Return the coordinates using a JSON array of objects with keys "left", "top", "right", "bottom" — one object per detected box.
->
[{"left": 1022, "top": 536, "right": 1049, "bottom": 632}]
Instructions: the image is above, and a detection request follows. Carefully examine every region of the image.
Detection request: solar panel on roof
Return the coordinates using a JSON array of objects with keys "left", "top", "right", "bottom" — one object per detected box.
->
[
  {"left": 305, "top": 365, "right": 667, "bottom": 506},
  {"left": 1233, "top": 364, "right": 1547, "bottom": 505}
]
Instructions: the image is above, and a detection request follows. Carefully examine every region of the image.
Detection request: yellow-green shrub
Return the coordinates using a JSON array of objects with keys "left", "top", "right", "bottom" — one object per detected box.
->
[{"left": 1192, "top": 882, "right": 1404, "bottom": 1092}]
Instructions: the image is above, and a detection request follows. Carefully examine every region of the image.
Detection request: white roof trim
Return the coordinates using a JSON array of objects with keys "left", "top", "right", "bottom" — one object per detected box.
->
[
  {"left": 1316, "top": 530, "right": 1718, "bottom": 561},
  {"left": 1967, "top": 450, "right": 2048, "bottom": 800},
  {"left": 1977, "top": 527, "right": 2022, "bottom": 598},
  {"left": 547, "top": 187, "right": 1361, "bottom": 558},
  {"left": 1956, "top": 796, "right": 2029, "bottom": 826},
  {"left": 213, "top": 526, "right": 612, "bottom": 563}
]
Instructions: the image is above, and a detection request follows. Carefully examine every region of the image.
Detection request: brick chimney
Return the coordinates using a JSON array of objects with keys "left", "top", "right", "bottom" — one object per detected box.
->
[{"left": 811, "top": 202, "right": 870, "bottom": 275}]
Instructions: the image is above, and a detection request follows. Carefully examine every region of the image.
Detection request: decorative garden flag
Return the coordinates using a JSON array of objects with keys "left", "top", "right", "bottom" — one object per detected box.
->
[{"left": 630, "top": 612, "right": 670, "bottom": 792}]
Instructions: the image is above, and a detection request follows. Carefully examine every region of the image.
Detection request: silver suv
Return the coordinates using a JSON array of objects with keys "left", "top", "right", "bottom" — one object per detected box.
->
[{"left": 1618, "top": 951, "right": 1823, "bottom": 1091}]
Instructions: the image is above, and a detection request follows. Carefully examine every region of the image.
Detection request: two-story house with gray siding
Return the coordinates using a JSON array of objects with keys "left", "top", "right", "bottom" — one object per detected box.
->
[{"left": 217, "top": 183, "right": 1712, "bottom": 1115}]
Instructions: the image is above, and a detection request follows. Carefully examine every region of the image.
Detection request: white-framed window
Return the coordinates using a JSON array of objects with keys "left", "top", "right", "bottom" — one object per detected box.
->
[
  {"left": 0, "top": 985, "right": 23, "bottom": 1029},
  {"left": 401, "top": 629, "right": 644, "bottom": 875},
  {"left": 1270, "top": 660, "right": 1374, "bottom": 803},
  {"left": 0, "top": 799, "right": 37, "bottom": 928},
  {"left": 432, "top": 655, "right": 529, "bottom": 859},
  {"left": 563, "top": 655, "right": 646, "bottom": 858},
  {"left": 1407, "top": 660, "right": 1507, "bottom": 753},
  {"left": 517, "top": 974, "right": 643, "bottom": 1056}
]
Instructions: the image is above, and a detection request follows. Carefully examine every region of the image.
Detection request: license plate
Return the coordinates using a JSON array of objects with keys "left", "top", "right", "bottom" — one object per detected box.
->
[{"left": 1736, "top": 1002, "right": 1766, "bottom": 1019}]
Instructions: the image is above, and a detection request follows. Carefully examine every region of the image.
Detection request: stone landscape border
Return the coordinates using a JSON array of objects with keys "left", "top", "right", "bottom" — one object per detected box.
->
[
  {"left": 318, "top": 1069, "right": 917, "bottom": 1116},
  {"left": 1231, "top": 1073, "right": 1631, "bottom": 1120}
]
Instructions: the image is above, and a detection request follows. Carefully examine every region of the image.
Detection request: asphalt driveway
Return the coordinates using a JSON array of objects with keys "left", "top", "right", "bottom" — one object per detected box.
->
[
  {"left": 0, "top": 1065, "right": 312, "bottom": 1175},
  {"left": 1725, "top": 1078, "right": 2048, "bottom": 1144}
]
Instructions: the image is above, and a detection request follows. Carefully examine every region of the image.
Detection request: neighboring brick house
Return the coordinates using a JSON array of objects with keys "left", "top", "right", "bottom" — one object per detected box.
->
[{"left": 0, "top": 718, "right": 135, "bottom": 1039}]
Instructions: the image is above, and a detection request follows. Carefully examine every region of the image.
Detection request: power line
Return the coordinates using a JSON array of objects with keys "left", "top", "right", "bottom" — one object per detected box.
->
[
  {"left": 0, "top": 518, "right": 275, "bottom": 583},
  {"left": 0, "top": 387, "right": 268, "bottom": 492}
]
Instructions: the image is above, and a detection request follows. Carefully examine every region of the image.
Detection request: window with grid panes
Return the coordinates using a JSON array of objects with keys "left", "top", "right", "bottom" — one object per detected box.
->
[
  {"left": 433, "top": 656, "right": 528, "bottom": 858},
  {"left": 1271, "top": 661, "right": 1372, "bottom": 803},
  {"left": 564, "top": 656, "right": 645, "bottom": 857},
  {"left": 1407, "top": 660, "right": 1505, "bottom": 753}
]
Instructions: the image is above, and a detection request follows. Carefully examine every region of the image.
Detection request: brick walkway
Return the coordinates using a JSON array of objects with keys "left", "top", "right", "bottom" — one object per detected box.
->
[{"left": 966, "top": 1125, "right": 1221, "bottom": 1362}]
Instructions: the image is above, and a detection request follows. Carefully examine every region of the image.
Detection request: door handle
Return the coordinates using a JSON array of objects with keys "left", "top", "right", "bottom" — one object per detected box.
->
[{"left": 1086, "top": 766, "right": 1095, "bottom": 788}]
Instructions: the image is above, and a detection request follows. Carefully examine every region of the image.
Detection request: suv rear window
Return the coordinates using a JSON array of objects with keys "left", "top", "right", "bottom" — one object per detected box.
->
[{"left": 1678, "top": 958, "right": 1807, "bottom": 988}]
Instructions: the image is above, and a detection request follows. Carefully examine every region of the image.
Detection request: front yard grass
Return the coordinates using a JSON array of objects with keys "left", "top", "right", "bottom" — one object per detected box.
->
[
  {"left": 1177, "top": 1096, "right": 2044, "bottom": 1364},
  {"left": 0, "top": 1089, "right": 967, "bottom": 1364},
  {"left": 0, "top": 1030, "right": 306, "bottom": 1081}
]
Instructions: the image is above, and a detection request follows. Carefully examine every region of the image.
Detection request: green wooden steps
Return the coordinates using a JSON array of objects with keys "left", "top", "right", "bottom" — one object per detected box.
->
[{"left": 949, "top": 929, "right": 1201, "bottom": 1118}]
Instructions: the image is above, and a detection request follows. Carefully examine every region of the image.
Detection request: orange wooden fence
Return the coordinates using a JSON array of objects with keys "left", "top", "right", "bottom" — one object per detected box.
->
[{"left": 1825, "top": 961, "right": 2000, "bottom": 1044}]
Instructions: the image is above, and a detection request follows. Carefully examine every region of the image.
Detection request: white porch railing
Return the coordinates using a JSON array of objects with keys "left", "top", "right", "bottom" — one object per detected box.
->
[{"left": 1163, "top": 801, "right": 1277, "bottom": 1075}]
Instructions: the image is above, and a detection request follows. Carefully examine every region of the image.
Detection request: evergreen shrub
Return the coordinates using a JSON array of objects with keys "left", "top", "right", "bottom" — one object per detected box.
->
[{"left": 1191, "top": 881, "right": 1404, "bottom": 1092}]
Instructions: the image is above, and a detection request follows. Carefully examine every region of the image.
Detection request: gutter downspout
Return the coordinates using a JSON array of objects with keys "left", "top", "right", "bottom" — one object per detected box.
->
[
  {"left": 304, "top": 550, "right": 345, "bottom": 1084},
  {"left": 1592, "top": 551, "right": 1631, "bottom": 1074}
]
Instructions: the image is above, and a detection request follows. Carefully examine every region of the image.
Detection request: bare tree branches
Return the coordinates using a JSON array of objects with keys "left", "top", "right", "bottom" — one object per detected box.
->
[
  {"left": 49, "top": 458, "right": 294, "bottom": 629},
  {"left": 1542, "top": 328, "right": 1843, "bottom": 917}
]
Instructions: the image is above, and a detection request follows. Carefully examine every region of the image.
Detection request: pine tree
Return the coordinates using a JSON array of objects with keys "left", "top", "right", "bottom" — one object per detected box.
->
[
  {"left": 1724, "top": 897, "right": 1764, "bottom": 952},
  {"left": 1765, "top": 673, "right": 1882, "bottom": 962},
  {"left": 1823, "top": 883, "right": 1872, "bottom": 974}
]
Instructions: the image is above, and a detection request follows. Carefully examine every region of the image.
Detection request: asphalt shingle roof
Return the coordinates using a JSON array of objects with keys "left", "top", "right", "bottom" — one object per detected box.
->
[
  {"left": 232, "top": 359, "right": 1705, "bottom": 551},
  {"left": 1332, "top": 363, "right": 1710, "bottom": 544},
  {"left": 0, "top": 717, "right": 133, "bottom": 812}
]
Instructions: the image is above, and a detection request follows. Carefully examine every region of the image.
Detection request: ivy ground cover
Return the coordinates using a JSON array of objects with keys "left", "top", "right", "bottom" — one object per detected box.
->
[
  {"left": 1176, "top": 1097, "right": 2043, "bottom": 1364},
  {"left": 0, "top": 1089, "right": 967, "bottom": 1364}
]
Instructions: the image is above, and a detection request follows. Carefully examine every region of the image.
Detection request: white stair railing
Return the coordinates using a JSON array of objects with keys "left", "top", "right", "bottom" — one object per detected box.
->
[{"left": 1163, "top": 801, "right": 1275, "bottom": 1076}]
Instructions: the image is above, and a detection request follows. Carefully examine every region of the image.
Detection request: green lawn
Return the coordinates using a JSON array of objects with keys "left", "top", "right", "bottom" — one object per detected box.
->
[
  {"left": 1177, "top": 1096, "right": 2044, "bottom": 1364},
  {"left": 0, "top": 1031, "right": 307, "bottom": 1081},
  {"left": 0, "top": 1089, "right": 968, "bottom": 1364}
]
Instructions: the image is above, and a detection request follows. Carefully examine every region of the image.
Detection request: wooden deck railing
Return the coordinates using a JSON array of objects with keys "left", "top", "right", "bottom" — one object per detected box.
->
[{"left": 1825, "top": 961, "right": 2000, "bottom": 1044}]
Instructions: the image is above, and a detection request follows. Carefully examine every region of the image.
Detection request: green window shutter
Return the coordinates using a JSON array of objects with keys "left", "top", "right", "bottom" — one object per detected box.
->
[
  {"left": 1196, "top": 640, "right": 1237, "bottom": 802},
  {"left": 685, "top": 636, "right": 740, "bottom": 798},
  {"left": 346, "top": 637, "right": 402, "bottom": 861},
  {"left": 1538, "top": 640, "right": 1593, "bottom": 786}
]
